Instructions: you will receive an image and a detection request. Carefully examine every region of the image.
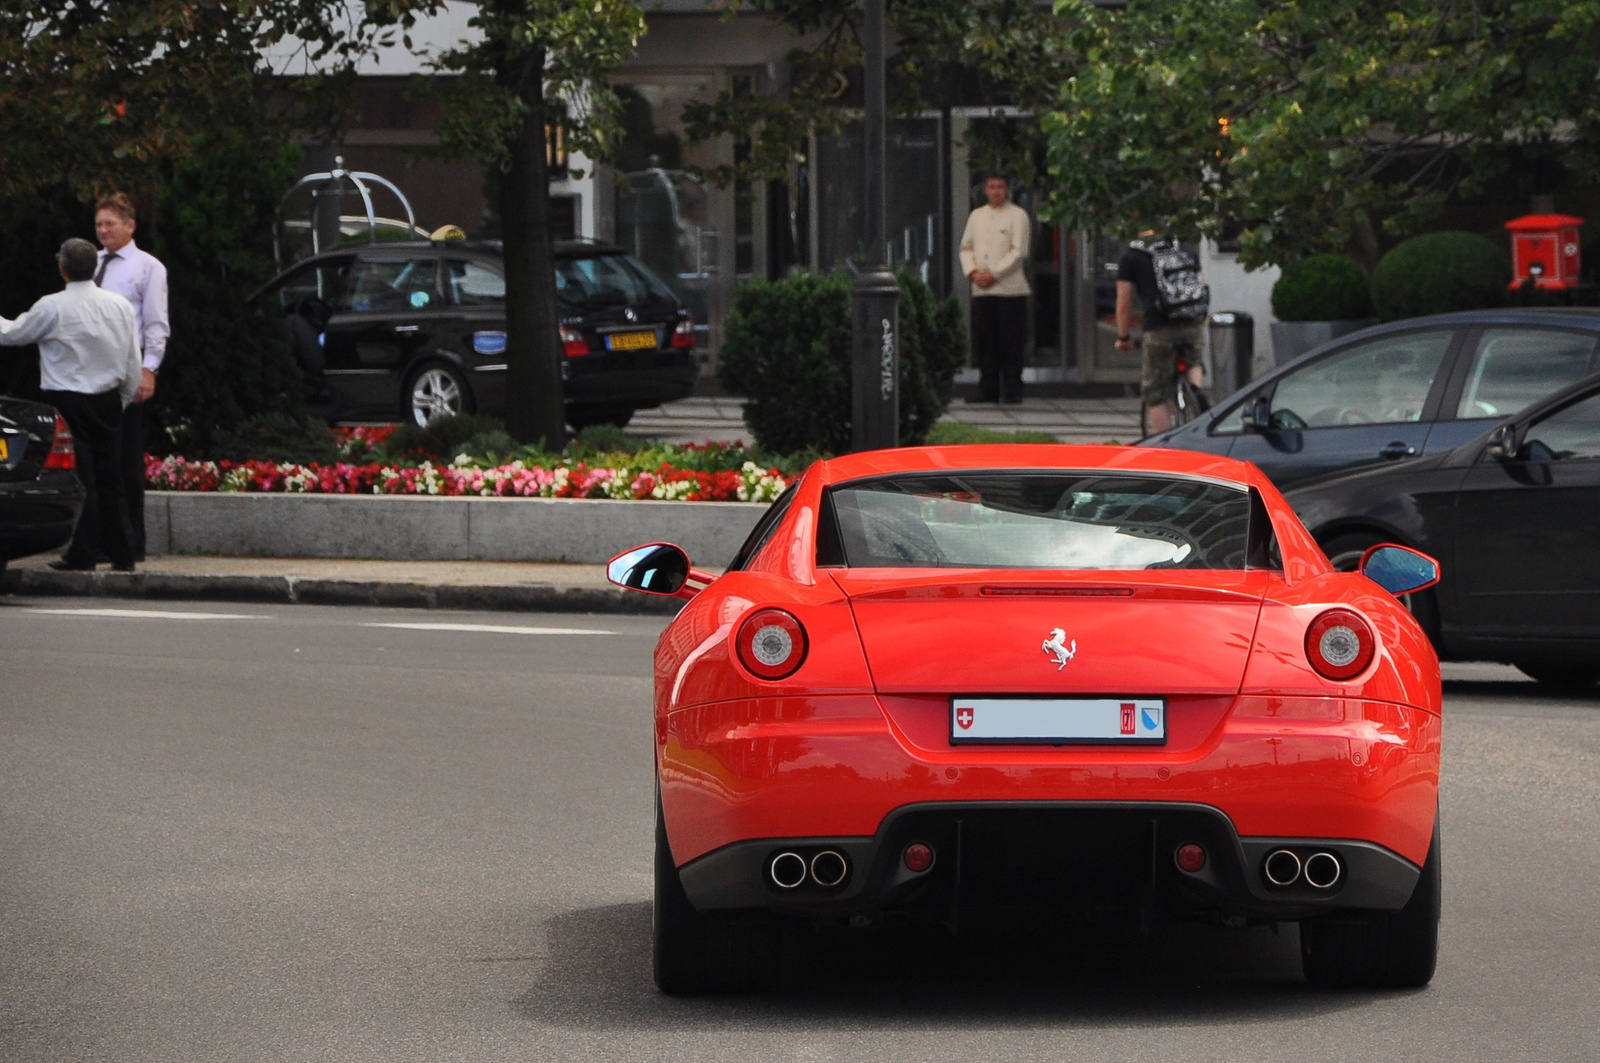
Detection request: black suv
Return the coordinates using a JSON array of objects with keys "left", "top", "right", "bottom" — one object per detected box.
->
[{"left": 253, "top": 240, "right": 698, "bottom": 428}]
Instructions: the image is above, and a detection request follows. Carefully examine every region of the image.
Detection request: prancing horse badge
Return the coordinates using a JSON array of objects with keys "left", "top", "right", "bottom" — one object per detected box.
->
[{"left": 1041, "top": 628, "right": 1077, "bottom": 670}]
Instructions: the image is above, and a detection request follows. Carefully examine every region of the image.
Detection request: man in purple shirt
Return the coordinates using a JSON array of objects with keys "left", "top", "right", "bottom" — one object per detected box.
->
[{"left": 94, "top": 192, "right": 169, "bottom": 561}]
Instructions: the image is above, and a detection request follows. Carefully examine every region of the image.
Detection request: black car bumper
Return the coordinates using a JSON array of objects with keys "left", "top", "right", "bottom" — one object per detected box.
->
[
  {"left": 565, "top": 349, "right": 697, "bottom": 407},
  {"left": 0, "top": 470, "right": 84, "bottom": 562},
  {"left": 677, "top": 802, "right": 1423, "bottom": 924}
]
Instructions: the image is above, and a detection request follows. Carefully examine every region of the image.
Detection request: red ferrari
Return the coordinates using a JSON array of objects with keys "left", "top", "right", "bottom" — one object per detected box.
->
[{"left": 608, "top": 445, "right": 1443, "bottom": 993}]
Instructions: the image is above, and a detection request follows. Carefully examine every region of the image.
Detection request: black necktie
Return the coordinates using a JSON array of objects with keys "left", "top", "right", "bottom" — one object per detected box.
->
[{"left": 94, "top": 251, "right": 118, "bottom": 286}]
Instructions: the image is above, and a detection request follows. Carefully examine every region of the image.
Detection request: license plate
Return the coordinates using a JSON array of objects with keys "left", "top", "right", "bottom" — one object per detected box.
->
[
  {"left": 605, "top": 330, "right": 657, "bottom": 351},
  {"left": 0, "top": 437, "right": 8, "bottom": 461},
  {"left": 951, "top": 697, "right": 1167, "bottom": 745}
]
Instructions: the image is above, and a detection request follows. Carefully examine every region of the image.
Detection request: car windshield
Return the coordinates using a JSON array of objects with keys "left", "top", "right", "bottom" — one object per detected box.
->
[
  {"left": 555, "top": 253, "right": 675, "bottom": 306},
  {"left": 823, "top": 472, "right": 1255, "bottom": 570}
]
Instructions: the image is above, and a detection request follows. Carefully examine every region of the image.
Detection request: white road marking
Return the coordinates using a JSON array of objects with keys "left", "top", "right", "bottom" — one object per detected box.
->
[
  {"left": 26, "top": 608, "right": 271, "bottom": 620},
  {"left": 362, "top": 622, "right": 615, "bottom": 636}
]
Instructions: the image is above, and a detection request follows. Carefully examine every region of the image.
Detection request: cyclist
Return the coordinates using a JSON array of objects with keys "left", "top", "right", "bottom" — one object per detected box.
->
[{"left": 1113, "top": 229, "right": 1209, "bottom": 433}]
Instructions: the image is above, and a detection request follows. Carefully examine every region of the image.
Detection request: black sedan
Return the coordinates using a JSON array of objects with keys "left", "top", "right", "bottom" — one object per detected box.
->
[
  {"left": 253, "top": 240, "right": 698, "bottom": 429},
  {"left": 1145, "top": 309, "right": 1600, "bottom": 487},
  {"left": 1286, "top": 372, "right": 1600, "bottom": 686},
  {"left": 0, "top": 396, "right": 84, "bottom": 570}
]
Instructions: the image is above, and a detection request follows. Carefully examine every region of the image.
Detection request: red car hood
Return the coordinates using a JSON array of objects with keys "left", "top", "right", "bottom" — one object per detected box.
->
[{"left": 827, "top": 569, "right": 1273, "bottom": 697}]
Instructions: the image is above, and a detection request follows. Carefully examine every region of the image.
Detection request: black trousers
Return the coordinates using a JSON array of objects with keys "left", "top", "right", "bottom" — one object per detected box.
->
[
  {"left": 41, "top": 388, "right": 135, "bottom": 569},
  {"left": 971, "top": 295, "right": 1028, "bottom": 401},
  {"left": 121, "top": 398, "right": 146, "bottom": 558}
]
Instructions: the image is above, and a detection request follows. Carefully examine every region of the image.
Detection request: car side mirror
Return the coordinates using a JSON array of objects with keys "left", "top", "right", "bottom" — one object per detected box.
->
[
  {"left": 1239, "top": 396, "right": 1271, "bottom": 432},
  {"left": 1359, "top": 544, "right": 1440, "bottom": 597},
  {"left": 1483, "top": 423, "right": 1518, "bottom": 461},
  {"left": 607, "top": 542, "right": 693, "bottom": 596}
]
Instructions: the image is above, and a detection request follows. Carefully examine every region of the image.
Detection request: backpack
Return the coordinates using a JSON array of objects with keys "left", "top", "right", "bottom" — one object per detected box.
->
[{"left": 1138, "top": 240, "right": 1209, "bottom": 322}]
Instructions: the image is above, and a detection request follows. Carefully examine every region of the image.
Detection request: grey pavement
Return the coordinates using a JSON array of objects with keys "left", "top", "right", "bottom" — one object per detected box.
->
[
  {"left": 3, "top": 598, "right": 1598, "bottom": 1062},
  {"left": 632, "top": 395, "right": 1144, "bottom": 445}
]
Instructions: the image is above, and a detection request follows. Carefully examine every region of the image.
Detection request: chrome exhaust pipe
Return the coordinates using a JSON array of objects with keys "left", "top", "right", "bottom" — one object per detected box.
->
[
  {"left": 769, "top": 851, "right": 807, "bottom": 889},
  {"left": 1303, "top": 851, "right": 1342, "bottom": 889},
  {"left": 809, "top": 849, "right": 849, "bottom": 888},
  {"left": 1263, "top": 848, "right": 1302, "bottom": 887}
]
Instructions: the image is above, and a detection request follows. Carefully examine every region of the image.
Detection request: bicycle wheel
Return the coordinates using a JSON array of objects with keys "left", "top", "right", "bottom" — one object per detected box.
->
[{"left": 1171, "top": 378, "right": 1212, "bottom": 427}]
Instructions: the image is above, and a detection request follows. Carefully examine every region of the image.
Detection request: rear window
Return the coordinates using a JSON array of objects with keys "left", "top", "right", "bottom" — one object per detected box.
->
[
  {"left": 821, "top": 472, "right": 1258, "bottom": 570},
  {"left": 555, "top": 253, "right": 675, "bottom": 306}
]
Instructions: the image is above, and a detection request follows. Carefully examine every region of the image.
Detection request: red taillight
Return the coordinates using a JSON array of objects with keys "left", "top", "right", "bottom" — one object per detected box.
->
[
  {"left": 670, "top": 316, "right": 695, "bottom": 348},
  {"left": 1175, "top": 843, "right": 1208, "bottom": 874},
  {"left": 1305, "top": 609, "right": 1375, "bottom": 681},
  {"left": 735, "top": 608, "right": 808, "bottom": 680},
  {"left": 560, "top": 326, "right": 590, "bottom": 357},
  {"left": 903, "top": 842, "right": 935, "bottom": 873},
  {"left": 44, "top": 413, "right": 75, "bottom": 470}
]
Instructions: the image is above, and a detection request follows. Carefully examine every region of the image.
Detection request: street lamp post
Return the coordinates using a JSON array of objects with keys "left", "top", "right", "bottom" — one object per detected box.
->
[{"left": 851, "top": 0, "right": 899, "bottom": 452}]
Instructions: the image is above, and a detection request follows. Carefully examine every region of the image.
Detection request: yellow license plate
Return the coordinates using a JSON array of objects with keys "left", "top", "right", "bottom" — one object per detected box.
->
[
  {"left": 0, "top": 437, "right": 9, "bottom": 461},
  {"left": 606, "top": 330, "right": 657, "bottom": 351}
]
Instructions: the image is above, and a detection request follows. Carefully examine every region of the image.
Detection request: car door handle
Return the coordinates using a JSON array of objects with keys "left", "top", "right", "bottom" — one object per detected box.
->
[
  {"left": 1379, "top": 441, "right": 1417, "bottom": 459},
  {"left": 393, "top": 325, "right": 420, "bottom": 333}
]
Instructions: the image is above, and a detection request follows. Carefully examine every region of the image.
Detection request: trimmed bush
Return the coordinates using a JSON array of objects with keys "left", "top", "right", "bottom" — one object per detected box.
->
[
  {"left": 210, "top": 411, "right": 340, "bottom": 465},
  {"left": 1371, "top": 232, "right": 1510, "bottom": 322},
  {"left": 377, "top": 413, "right": 516, "bottom": 463},
  {"left": 1271, "top": 254, "right": 1374, "bottom": 321},
  {"left": 716, "top": 270, "right": 966, "bottom": 454}
]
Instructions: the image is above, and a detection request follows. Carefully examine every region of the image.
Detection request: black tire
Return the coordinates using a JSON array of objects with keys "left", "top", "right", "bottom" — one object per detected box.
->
[
  {"left": 1513, "top": 661, "right": 1600, "bottom": 688},
  {"left": 1320, "top": 531, "right": 1441, "bottom": 647},
  {"left": 1172, "top": 377, "right": 1211, "bottom": 427},
  {"left": 1300, "top": 813, "right": 1440, "bottom": 988},
  {"left": 653, "top": 795, "right": 779, "bottom": 994},
  {"left": 403, "top": 362, "right": 473, "bottom": 427},
  {"left": 568, "top": 405, "right": 634, "bottom": 431}
]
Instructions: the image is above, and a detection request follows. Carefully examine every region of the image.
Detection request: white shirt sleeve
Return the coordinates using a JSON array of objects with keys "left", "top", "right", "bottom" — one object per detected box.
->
[
  {"left": 0, "top": 298, "right": 59, "bottom": 347},
  {"left": 140, "top": 258, "right": 170, "bottom": 370}
]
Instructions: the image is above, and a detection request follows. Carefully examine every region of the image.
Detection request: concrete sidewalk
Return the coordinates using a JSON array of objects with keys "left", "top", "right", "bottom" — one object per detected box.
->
[
  {"left": 1, "top": 554, "right": 677, "bottom": 616},
  {"left": 632, "top": 395, "right": 1142, "bottom": 445}
]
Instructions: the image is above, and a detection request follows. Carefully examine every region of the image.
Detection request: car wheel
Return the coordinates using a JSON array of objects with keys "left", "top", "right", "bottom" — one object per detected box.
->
[
  {"left": 568, "top": 405, "right": 634, "bottom": 431},
  {"left": 1300, "top": 812, "right": 1440, "bottom": 988},
  {"left": 1321, "top": 532, "right": 1440, "bottom": 646},
  {"left": 404, "top": 363, "right": 472, "bottom": 427},
  {"left": 1512, "top": 661, "right": 1600, "bottom": 687},
  {"left": 653, "top": 793, "right": 779, "bottom": 994}
]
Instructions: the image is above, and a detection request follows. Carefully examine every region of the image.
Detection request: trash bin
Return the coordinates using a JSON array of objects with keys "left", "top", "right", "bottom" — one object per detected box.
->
[{"left": 1208, "top": 311, "right": 1254, "bottom": 401}]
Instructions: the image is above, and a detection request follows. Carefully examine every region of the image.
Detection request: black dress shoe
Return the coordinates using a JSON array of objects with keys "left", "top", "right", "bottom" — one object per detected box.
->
[{"left": 48, "top": 559, "right": 97, "bottom": 572}]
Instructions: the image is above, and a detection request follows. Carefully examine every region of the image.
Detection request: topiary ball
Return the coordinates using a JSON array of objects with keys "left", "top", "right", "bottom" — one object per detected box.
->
[
  {"left": 1271, "top": 254, "right": 1374, "bottom": 322},
  {"left": 1371, "top": 232, "right": 1510, "bottom": 322}
]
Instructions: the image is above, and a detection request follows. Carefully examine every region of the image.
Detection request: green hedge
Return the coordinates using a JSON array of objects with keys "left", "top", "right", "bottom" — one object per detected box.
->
[
  {"left": 1271, "top": 254, "right": 1374, "bottom": 321},
  {"left": 1371, "top": 231, "right": 1510, "bottom": 322},
  {"left": 716, "top": 270, "right": 966, "bottom": 453}
]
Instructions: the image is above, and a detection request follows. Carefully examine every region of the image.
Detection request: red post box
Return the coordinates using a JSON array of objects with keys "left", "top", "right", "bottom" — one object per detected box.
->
[{"left": 1505, "top": 213, "right": 1583, "bottom": 289}]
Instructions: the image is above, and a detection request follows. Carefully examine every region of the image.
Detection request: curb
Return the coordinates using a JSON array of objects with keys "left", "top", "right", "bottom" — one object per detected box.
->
[{"left": 0, "top": 568, "right": 681, "bottom": 616}]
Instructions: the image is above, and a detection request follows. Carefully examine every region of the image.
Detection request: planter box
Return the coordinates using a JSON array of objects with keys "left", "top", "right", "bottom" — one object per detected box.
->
[
  {"left": 1269, "top": 319, "right": 1378, "bottom": 366},
  {"left": 142, "top": 492, "right": 767, "bottom": 566}
]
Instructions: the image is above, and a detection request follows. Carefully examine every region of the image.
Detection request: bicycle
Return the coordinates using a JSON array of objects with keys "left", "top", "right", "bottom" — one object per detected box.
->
[{"left": 1138, "top": 339, "right": 1212, "bottom": 438}]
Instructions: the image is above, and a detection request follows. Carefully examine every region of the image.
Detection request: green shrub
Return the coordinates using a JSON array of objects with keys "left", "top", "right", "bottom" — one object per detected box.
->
[
  {"left": 376, "top": 413, "right": 513, "bottom": 463},
  {"left": 716, "top": 269, "right": 966, "bottom": 454},
  {"left": 1271, "top": 254, "right": 1374, "bottom": 321},
  {"left": 573, "top": 423, "right": 647, "bottom": 454},
  {"left": 210, "top": 412, "right": 340, "bottom": 465},
  {"left": 1371, "top": 232, "right": 1510, "bottom": 322},
  {"left": 924, "top": 422, "right": 1060, "bottom": 445}
]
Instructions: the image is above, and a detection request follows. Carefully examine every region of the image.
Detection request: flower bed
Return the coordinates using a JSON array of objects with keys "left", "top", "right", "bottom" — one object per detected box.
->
[{"left": 144, "top": 451, "right": 789, "bottom": 503}]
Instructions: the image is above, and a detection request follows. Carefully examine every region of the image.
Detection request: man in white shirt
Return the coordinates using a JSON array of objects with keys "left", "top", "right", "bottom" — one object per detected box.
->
[
  {"left": 0, "top": 238, "right": 142, "bottom": 571},
  {"left": 95, "top": 191, "right": 169, "bottom": 561},
  {"left": 958, "top": 174, "right": 1032, "bottom": 403}
]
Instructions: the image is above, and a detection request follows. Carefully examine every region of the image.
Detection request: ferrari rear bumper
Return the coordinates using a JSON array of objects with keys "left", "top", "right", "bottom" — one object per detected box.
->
[{"left": 677, "top": 801, "right": 1425, "bottom": 921}]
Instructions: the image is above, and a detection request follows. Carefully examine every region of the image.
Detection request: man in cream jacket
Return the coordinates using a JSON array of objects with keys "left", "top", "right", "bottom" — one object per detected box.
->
[{"left": 959, "top": 174, "right": 1031, "bottom": 403}]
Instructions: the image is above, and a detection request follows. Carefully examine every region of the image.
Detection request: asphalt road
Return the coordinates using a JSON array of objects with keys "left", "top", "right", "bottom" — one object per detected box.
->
[{"left": 2, "top": 599, "right": 1597, "bottom": 1062}]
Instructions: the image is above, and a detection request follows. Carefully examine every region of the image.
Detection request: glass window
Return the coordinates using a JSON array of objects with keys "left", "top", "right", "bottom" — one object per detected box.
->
[
  {"left": 1456, "top": 328, "right": 1596, "bottom": 419},
  {"left": 1520, "top": 392, "right": 1600, "bottom": 461},
  {"left": 340, "top": 258, "right": 440, "bottom": 313},
  {"left": 825, "top": 473, "right": 1253, "bottom": 570},
  {"left": 266, "top": 258, "right": 352, "bottom": 313},
  {"left": 446, "top": 260, "right": 506, "bottom": 305},
  {"left": 555, "top": 255, "right": 647, "bottom": 306},
  {"left": 1269, "top": 330, "right": 1452, "bottom": 428}
]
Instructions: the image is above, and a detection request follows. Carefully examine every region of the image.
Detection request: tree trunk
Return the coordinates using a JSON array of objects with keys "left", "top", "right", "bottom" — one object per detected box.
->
[{"left": 499, "top": 44, "right": 566, "bottom": 448}]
